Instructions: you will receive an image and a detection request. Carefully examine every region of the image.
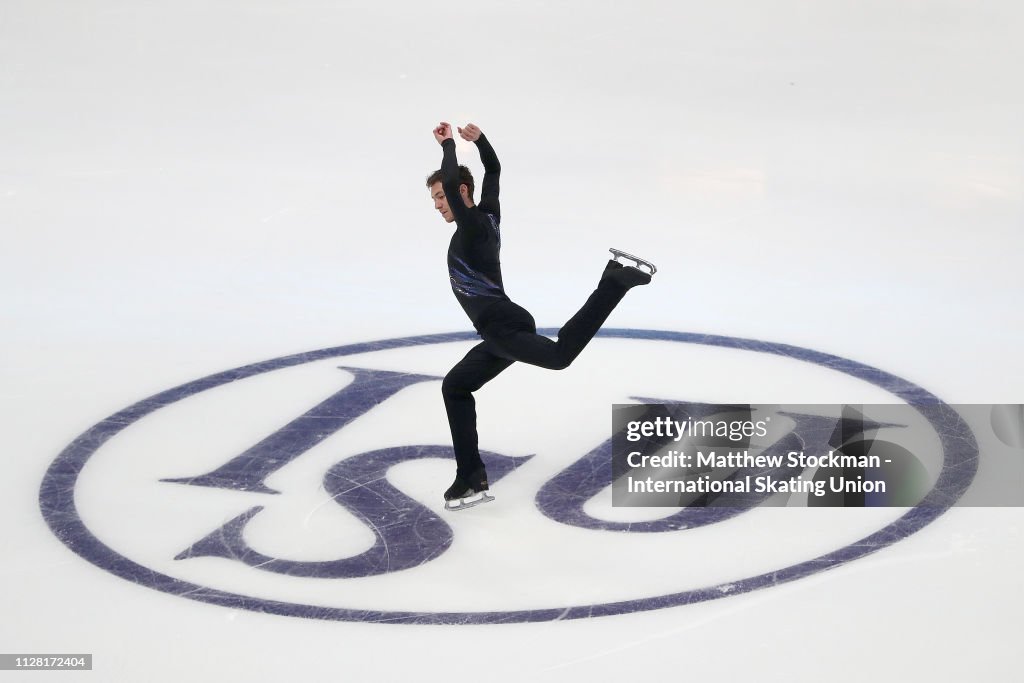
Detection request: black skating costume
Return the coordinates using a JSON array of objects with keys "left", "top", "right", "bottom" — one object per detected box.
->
[{"left": 437, "top": 134, "right": 651, "bottom": 504}]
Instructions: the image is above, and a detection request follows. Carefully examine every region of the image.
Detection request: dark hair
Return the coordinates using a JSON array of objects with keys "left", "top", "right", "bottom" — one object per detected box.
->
[{"left": 426, "top": 165, "right": 474, "bottom": 201}]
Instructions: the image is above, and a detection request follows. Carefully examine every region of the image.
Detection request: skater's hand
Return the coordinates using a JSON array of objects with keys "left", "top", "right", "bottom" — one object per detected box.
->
[
  {"left": 433, "top": 122, "right": 453, "bottom": 144},
  {"left": 458, "top": 123, "right": 481, "bottom": 142}
]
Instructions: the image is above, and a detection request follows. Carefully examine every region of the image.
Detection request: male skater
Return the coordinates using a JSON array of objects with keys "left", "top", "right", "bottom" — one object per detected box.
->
[{"left": 428, "top": 121, "right": 655, "bottom": 510}]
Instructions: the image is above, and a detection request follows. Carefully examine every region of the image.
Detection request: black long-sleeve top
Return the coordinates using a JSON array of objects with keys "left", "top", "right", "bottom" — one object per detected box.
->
[{"left": 440, "top": 134, "right": 508, "bottom": 328}]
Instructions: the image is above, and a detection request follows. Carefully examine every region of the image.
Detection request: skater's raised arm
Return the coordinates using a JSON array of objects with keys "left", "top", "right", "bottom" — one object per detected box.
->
[
  {"left": 460, "top": 123, "right": 500, "bottom": 218},
  {"left": 434, "top": 122, "right": 474, "bottom": 228}
]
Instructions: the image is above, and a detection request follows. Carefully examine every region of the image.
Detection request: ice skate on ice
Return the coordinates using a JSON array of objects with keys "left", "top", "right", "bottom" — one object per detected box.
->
[
  {"left": 444, "top": 489, "right": 494, "bottom": 511},
  {"left": 444, "top": 467, "right": 494, "bottom": 511}
]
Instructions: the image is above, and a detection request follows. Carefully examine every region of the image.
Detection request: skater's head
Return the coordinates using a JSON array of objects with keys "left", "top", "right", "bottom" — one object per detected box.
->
[{"left": 426, "top": 166, "right": 475, "bottom": 223}]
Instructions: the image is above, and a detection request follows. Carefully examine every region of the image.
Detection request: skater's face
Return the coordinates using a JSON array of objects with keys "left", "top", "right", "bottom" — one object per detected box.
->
[
  {"left": 430, "top": 182, "right": 455, "bottom": 223},
  {"left": 429, "top": 181, "right": 470, "bottom": 223}
]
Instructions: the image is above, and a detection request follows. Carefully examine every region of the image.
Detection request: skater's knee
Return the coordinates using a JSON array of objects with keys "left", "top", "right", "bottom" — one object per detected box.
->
[
  {"left": 441, "top": 373, "right": 462, "bottom": 397},
  {"left": 442, "top": 372, "right": 475, "bottom": 397},
  {"left": 549, "top": 356, "right": 572, "bottom": 371},
  {"left": 533, "top": 353, "right": 572, "bottom": 371}
]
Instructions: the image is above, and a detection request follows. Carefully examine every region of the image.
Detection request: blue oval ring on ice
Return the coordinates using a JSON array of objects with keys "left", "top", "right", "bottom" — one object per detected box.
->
[{"left": 39, "top": 329, "right": 977, "bottom": 625}]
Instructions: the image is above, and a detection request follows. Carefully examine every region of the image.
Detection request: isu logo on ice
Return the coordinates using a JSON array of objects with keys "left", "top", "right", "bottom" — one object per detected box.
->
[{"left": 39, "top": 330, "right": 977, "bottom": 625}]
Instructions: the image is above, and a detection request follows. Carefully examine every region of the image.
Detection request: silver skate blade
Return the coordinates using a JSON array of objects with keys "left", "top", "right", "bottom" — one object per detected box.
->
[
  {"left": 609, "top": 247, "right": 657, "bottom": 275},
  {"left": 444, "top": 491, "right": 495, "bottom": 511}
]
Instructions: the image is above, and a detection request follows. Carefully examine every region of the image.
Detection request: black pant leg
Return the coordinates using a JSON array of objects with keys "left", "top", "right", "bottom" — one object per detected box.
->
[
  {"left": 484, "top": 280, "right": 626, "bottom": 370},
  {"left": 442, "top": 341, "right": 515, "bottom": 478},
  {"left": 551, "top": 279, "right": 627, "bottom": 364},
  {"left": 442, "top": 274, "right": 629, "bottom": 480}
]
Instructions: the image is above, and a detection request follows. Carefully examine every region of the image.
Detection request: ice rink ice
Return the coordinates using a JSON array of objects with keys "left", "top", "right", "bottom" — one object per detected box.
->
[{"left": 2, "top": 1, "right": 1022, "bottom": 681}]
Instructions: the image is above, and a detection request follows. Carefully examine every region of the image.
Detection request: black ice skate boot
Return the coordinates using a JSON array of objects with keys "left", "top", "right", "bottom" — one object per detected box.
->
[
  {"left": 444, "top": 467, "right": 494, "bottom": 511},
  {"left": 601, "top": 248, "right": 656, "bottom": 289}
]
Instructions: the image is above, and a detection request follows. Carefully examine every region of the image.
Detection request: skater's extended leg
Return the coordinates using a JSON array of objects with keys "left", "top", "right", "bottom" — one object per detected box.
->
[
  {"left": 548, "top": 262, "right": 633, "bottom": 361},
  {"left": 442, "top": 342, "right": 514, "bottom": 478},
  {"left": 482, "top": 258, "right": 652, "bottom": 370}
]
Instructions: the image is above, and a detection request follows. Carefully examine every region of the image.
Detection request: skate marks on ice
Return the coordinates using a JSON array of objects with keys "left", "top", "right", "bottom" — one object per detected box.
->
[
  {"left": 177, "top": 446, "right": 526, "bottom": 577},
  {"left": 39, "top": 330, "right": 977, "bottom": 624}
]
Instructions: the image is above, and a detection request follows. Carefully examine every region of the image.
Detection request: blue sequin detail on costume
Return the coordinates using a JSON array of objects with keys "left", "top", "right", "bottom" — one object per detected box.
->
[
  {"left": 449, "top": 255, "right": 503, "bottom": 299},
  {"left": 486, "top": 213, "right": 501, "bottom": 248}
]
